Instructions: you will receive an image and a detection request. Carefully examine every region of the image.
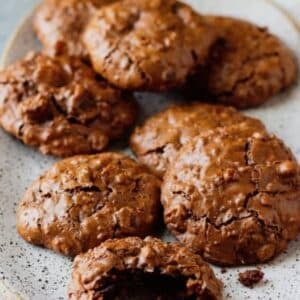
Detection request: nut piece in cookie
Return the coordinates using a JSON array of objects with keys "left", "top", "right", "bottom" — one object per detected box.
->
[
  {"left": 17, "top": 153, "right": 161, "bottom": 256},
  {"left": 186, "top": 16, "right": 297, "bottom": 108},
  {"left": 68, "top": 237, "right": 223, "bottom": 300},
  {"left": 83, "top": 0, "right": 219, "bottom": 91},
  {"left": 162, "top": 127, "right": 300, "bottom": 266},
  {"left": 130, "top": 103, "right": 266, "bottom": 177},
  {"left": 34, "top": 0, "right": 116, "bottom": 58},
  {"left": 0, "top": 52, "right": 137, "bottom": 157}
]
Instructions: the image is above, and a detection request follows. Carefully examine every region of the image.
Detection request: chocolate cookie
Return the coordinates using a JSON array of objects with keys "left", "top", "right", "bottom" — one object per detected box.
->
[
  {"left": 17, "top": 153, "right": 161, "bottom": 256},
  {"left": 186, "top": 16, "right": 297, "bottom": 108},
  {"left": 83, "top": 0, "right": 219, "bottom": 91},
  {"left": 0, "top": 52, "right": 137, "bottom": 157},
  {"left": 130, "top": 103, "right": 266, "bottom": 177},
  {"left": 34, "top": 0, "right": 116, "bottom": 58},
  {"left": 162, "top": 128, "right": 300, "bottom": 266},
  {"left": 68, "top": 237, "right": 223, "bottom": 299}
]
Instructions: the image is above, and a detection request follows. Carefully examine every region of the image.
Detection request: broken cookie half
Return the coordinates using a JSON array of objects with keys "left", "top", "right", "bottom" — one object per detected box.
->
[{"left": 68, "top": 237, "right": 223, "bottom": 300}]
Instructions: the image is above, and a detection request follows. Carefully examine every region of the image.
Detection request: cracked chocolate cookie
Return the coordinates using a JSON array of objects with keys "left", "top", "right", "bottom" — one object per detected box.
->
[
  {"left": 83, "top": 0, "right": 219, "bottom": 91},
  {"left": 130, "top": 103, "right": 266, "bottom": 177},
  {"left": 162, "top": 127, "right": 300, "bottom": 266},
  {"left": 0, "top": 52, "right": 137, "bottom": 157},
  {"left": 17, "top": 153, "right": 161, "bottom": 256},
  {"left": 68, "top": 236, "right": 223, "bottom": 300},
  {"left": 34, "top": 0, "right": 116, "bottom": 58},
  {"left": 186, "top": 16, "right": 297, "bottom": 108}
]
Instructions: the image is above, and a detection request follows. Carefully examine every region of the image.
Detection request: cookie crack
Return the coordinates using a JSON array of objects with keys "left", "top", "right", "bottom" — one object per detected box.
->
[
  {"left": 179, "top": 189, "right": 284, "bottom": 234},
  {"left": 244, "top": 140, "right": 252, "bottom": 166},
  {"left": 143, "top": 144, "right": 168, "bottom": 156},
  {"left": 215, "top": 51, "right": 282, "bottom": 98},
  {"left": 242, "top": 140, "right": 283, "bottom": 235},
  {"left": 62, "top": 185, "right": 113, "bottom": 223},
  {"left": 217, "top": 71, "right": 255, "bottom": 98},
  {"left": 51, "top": 95, "right": 99, "bottom": 126},
  {"left": 186, "top": 208, "right": 282, "bottom": 243},
  {"left": 205, "top": 214, "right": 252, "bottom": 229},
  {"left": 64, "top": 185, "right": 101, "bottom": 194},
  {"left": 247, "top": 208, "right": 281, "bottom": 233},
  {"left": 124, "top": 49, "right": 151, "bottom": 85},
  {"left": 51, "top": 96, "right": 68, "bottom": 117}
]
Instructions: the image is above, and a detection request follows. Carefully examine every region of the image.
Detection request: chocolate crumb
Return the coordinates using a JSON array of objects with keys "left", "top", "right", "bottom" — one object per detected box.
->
[
  {"left": 238, "top": 270, "right": 264, "bottom": 287},
  {"left": 221, "top": 268, "right": 227, "bottom": 274}
]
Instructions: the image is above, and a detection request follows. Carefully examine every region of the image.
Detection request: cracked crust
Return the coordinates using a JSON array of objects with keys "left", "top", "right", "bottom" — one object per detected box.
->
[
  {"left": 34, "top": 0, "right": 116, "bottom": 58},
  {"left": 68, "top": 237, "right": 223, "bottom": 300},
  {"left": 82, "top": 0, "right": 219, "bottom": 91},
  {"left": 0, "top": 52, "right": 137, "bottom": 157},
  {"left": 130, "top": 103, "right": 266, "bottom": 178},
  {"left": 162, "top": 127, "right": 300, "bottom": 266},
  {"left": 17, "top": 153, "right": 161, "bottom": 256},
  {"left": 186, "top": 16, "right": 298, "bottom": 108}
]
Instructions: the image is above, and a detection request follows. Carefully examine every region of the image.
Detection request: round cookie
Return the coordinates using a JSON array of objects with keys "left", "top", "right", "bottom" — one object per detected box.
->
[
  {"left": 68, "top": 236, "right": 223, "bottom": 300},
  {"left": 83, "top": 0, "right": 219, "bottom": 91},
  {"left": 130, "top": 103, "right": 266, "bottom": 177},
  {"left": 0, "top": 52, "right": 137, "bottom": 157},
  {"left": 17, "top": 153, "right": 161, "bottom": 257},
  {"left": 34, "top": 0, "right": 116, "bottom": 58},
  {"left": 186, "top": 16, "right": 297, "bottom": 108},
  {"left": 162, "top": 128, "right": 300, "bottom": 266}
]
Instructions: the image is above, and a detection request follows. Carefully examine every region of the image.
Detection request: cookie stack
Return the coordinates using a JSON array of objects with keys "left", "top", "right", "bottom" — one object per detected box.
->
[{"left": 0, "top": 0, "right": 299, "bottom": 299}]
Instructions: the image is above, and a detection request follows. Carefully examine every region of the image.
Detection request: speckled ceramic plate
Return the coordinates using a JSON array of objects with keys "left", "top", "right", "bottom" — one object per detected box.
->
[{"left": 0, "top": 0, "right": 300, "bottom": 299}]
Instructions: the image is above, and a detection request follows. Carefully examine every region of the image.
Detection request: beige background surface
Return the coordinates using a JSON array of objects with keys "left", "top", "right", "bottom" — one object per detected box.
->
[{"left": 272, "top": 0, "right": 300, "bottom": 28}]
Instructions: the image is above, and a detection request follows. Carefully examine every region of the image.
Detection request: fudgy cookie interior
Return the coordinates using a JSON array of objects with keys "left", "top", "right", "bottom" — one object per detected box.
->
[{"left": 97, "top": 270, "right": 206, "bottom": 300}]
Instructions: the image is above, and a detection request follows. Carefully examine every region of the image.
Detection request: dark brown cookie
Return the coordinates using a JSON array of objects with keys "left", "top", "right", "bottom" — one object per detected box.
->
[
  {"left": 186, "top": 16, "right": 297, "bottom": 108},
  {"left": 130, "top": 103, "right": 266, "bottom": 177},
  {"left": 34, "top": 0, "right": 116, "bottom": 58},
  {"left": 68, "top": 237, "right": 223, "bottom": 300},
  {"left": 162, "top": 127, "right": 300, "bottom": 266},
  {"left": 83, "top": 0, "right": 219, "bottom": 91},
  {"left": 0, "top": 52, "right": 137, "bottom": 157},
  {"left": 17, "top": 153, "right": 161, "bottom": 256}
]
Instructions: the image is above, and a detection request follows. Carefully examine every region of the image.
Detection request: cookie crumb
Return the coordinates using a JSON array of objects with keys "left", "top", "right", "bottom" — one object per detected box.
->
[
  {"left": 238, "top": 269, "right": 264, "bottom": 287},
  {"left": 221, "top": 268, "right": 227, "bottom": 274}
]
